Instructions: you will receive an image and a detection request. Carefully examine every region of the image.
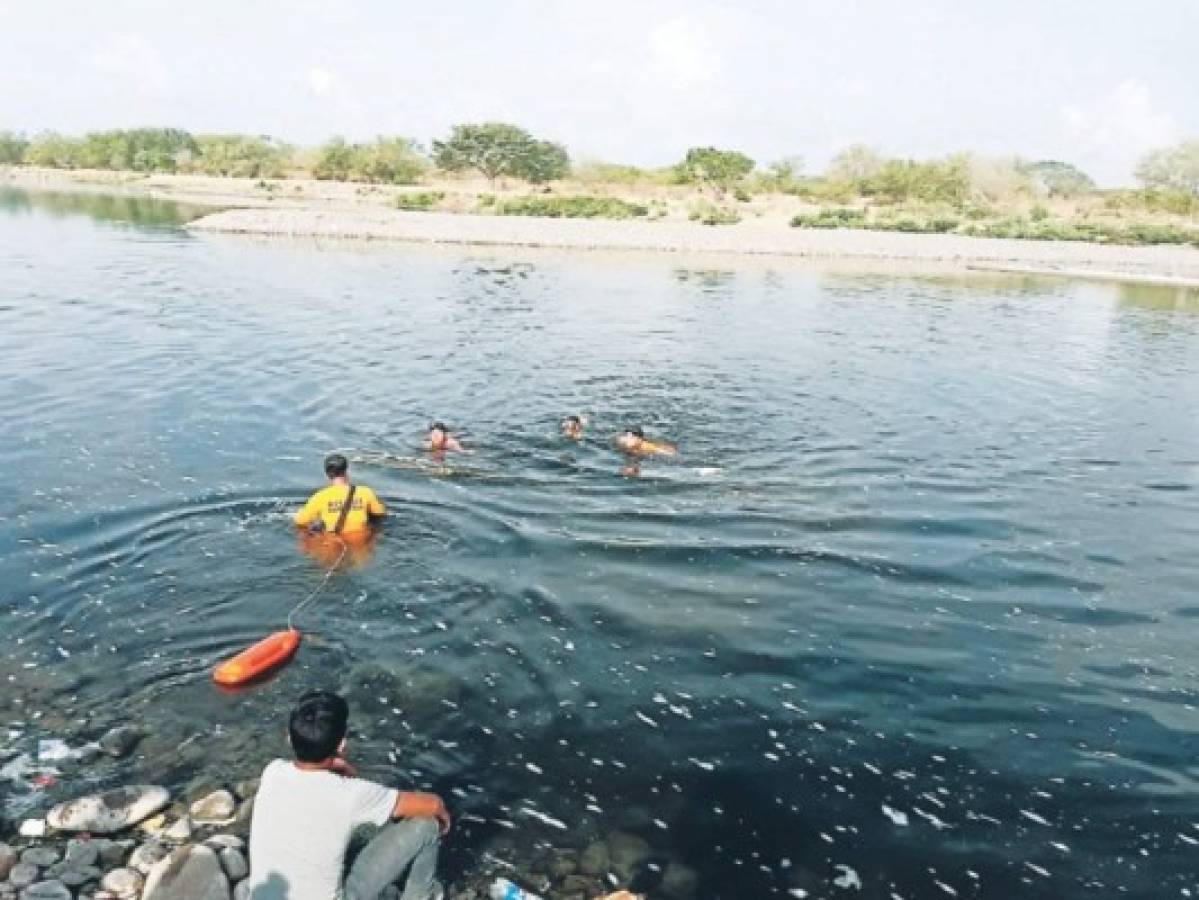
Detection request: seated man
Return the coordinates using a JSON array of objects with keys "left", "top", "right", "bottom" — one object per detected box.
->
[
  {"left": 248, "top": 691, "right": 451, "bottom": 900},
  {"left": 615, "top": 426, "right": 676, "bottom": 457},
  {"left": 425, "top": 422, "right": 464, "bottom": 454},
  {"left": 295, "top": 453, "right": 385, "bottom": 535}
]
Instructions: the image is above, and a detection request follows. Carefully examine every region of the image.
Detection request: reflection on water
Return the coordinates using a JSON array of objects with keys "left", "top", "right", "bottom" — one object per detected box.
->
[
  {"left": 1, "top": 190, "right": 1199, "bottom": 898},
  {"left": 0, "top": 186, "right": 211, "bottom": 228}
]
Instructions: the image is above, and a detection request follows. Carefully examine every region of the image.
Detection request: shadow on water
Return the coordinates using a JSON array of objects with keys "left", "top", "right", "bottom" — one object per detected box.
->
[{"left": 0, "top": 186, "right": 212, "bottom": 229}]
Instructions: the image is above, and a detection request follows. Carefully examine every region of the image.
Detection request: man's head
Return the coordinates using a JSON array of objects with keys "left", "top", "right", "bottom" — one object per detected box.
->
[
  {"left": 617, "top": 426, "right": 645, "bottom": 451},
  {"left": 324, "top": 453, "right": 349, "bottom": 480},
  {"left": 562, "top": 415, "right": 583, "bottom": 440},
  {"left": 288, "top": 690, "right": 349, "bottom": 762},
  {"left": 428, "top": 422, "right": 449, "bottom": 450}
]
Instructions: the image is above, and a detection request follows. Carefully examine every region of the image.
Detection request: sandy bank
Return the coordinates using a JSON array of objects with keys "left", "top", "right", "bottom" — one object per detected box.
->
[{"left": 7, "top": 165, "right": 1199, "bottom": 285}]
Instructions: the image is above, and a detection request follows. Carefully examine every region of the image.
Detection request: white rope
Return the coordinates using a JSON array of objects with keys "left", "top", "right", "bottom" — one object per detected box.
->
[{"left": 287, "top": 536, "right": 348, "bottom": 630}]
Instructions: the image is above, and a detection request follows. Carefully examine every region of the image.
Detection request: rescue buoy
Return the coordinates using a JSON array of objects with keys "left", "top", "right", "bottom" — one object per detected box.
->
[{"left": 213, "top": 629, "right": 301, "bottom": 687}]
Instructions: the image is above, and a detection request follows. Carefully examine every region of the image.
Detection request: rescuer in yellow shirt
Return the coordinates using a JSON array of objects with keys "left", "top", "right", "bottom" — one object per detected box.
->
[{"left": 294, "top": 453, "right": 385, "bottom": 535}]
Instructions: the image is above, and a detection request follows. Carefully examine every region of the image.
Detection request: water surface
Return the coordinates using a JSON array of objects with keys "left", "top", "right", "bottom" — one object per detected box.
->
[{"left": 2, "top": 189, "right": 1198, "bottom": 898}]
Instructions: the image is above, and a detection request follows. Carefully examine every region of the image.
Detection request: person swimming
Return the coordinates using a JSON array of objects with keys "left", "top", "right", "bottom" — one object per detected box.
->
[
  {"left": 425, "top": 421, "right": 464, "bottom": 454},
  {"left": 561, "top": 415, "right": 585, "bottom": 441},
  {"left": 616, "top": 426, "right": 676, "bottom": 457}
]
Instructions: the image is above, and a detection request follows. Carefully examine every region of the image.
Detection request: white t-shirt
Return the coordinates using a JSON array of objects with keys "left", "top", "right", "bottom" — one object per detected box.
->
[{"left": 247, "top": 758, "right": 398, "bottom": 900}]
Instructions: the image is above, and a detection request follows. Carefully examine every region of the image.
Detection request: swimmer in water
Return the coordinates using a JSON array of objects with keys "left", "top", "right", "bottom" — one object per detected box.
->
[
  {"left": 615, "top": 426, "right": 676, "bottom": 457},
  {"left": 425, "top": 421, "right": 464, "bottom": 454},
  {"left": 561, "top": 415, "right": 585, "bottom": 441}
]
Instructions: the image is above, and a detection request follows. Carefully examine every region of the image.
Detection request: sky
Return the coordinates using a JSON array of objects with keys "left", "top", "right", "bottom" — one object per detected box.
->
[{"left": 1, "top": 0, "right": 1196, "bottom": 186}]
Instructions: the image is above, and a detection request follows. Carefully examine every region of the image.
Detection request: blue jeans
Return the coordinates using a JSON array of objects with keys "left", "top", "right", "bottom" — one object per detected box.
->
[{"left": 344, "top": 817, "right": 441, "bottom": 900}]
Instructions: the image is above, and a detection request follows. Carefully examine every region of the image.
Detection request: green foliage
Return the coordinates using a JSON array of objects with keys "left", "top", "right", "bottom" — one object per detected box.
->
[
  {"left": 492, "top": 195, "right": 648, "bottom": 219},
  {"left": 395, "top": 190, "right": 445, "bottom": 211},
  {"left": 790, "top": 208, "right": 866, "bottom": 228},
  {"left": 688, "top": 200, "right": 741, "bottom": 225},
  {"left": 860, "top": 156, "right": 971, "bottom": 206},
  {"left": 1135, "top": 140, "right": 1199, "bottom": 196},
  {"left": 573, "top": 161, "right": 661, "bottom": 185},
  {"left": 192, "top": 135, "right": 292, "bottom": 178},
  {"left": 0, "top": 131, "right": 29, "bottom": 164},
  {"left": 872, "top": 216, "right": 960, "bottom": 234},
  {"left": 759, "top": 156, "right": 805, "bottom": 194},
  {"left": 433, "top": 123, "right": 570, "bottom": 183},
  {"left": 1030, "top": 204, "right": 1050, "bottom": 222},
  {"left": 78, "top": 128, "right": 198, "bottom": 172},
  {"left": 24, "top": 132, "right": 85, "bottom": 168},
  {"left": 827, "top": 145, "right": 884, "bottom": 184},
  {"left": 313, "top": 137, "right": 426, "bottom": 184},
  {"left": 1024, "top": 160, "right": 1096, "bottom": 198},
  {"left": 675, "top": 147, "right": 755, "bottom": 189}
]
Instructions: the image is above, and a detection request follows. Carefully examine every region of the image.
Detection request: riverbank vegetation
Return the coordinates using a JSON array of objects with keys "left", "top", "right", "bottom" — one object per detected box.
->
[{"left": 1, "top": 125, "right": 1196, "bottom": 246}]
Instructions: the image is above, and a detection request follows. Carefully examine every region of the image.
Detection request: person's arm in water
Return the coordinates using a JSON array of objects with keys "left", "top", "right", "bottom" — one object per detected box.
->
[
  {"left": 363, "top": 487, "right": 386, "bottom": 521},
  {"left": 395, "top": 790, "right": 452, "bottom": 836}
]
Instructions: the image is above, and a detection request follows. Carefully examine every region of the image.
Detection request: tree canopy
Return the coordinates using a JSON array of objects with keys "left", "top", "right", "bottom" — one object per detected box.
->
[
  {"left": 675, "top": 147, "right": 755, "bottom": 189},
  {"left": 1136, "top": 140, "right": 1199, "bottom": 197},
  {"left": 1023, "top": 160, "right": 1096, "bottom": 198},
  {"left": 433, "top": 123, "right": 570, "bottom": 183},
  {"left": 312, "top": 136, "right": 426, "bottom": 184}
]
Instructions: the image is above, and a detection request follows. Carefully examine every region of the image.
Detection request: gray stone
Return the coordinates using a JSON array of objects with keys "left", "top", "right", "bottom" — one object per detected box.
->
[
  {"left": 232, "top": 881, "right": 250, "bottom": 900},
  {"left": 8, "top": 862, "right": 41, "bottom": 889},
  {"left": 0, "top": 842, "right": 17, "bottom": 880},
  {"left": 44, "top": 864, "right": 100, "bottom": 887},
  {"left": 606, "top": 831, "right": 651, "bottom": 879},
  {"left": 97, "top": 727, "right": 143, "bottom": 759},
  {"left": 129, "top": 841, "right": 170, "bottom": 875},
  {"left": 17, "top": 881, "right": 72, "bottom": 900},
  {"left": 232, "top": 779, "right": 259, "bottom": 801},
  {"left": 47, "top": 785, "right": 170, "bottom": 833},
  {"left": 95, "top": 839, "right": 133, "bottom": 868},
  {"left": 660, "top": 861, "right": 699, "bottom": 900},
  {"left": 164, "top": 816, "right": 193, "bottom": 842},
  {"left": 20, "top": 848, "right": 61, "bottom": 868},
  {"left": 203, "top": 835, "right": 244, "bottom": 852},
  {"left": 379, "top": 886, "right": 400, "bottom": 900},
  {"left": 218, "top": 848, "right": 247, "bottom": 882},
  {"left": 189, "top": 791, "right": 236, "bottom": 826},
  {"left": 99, "top": 868, "right": 144, "bottom": 898},
  {"left": 64, "top": 839, "right": 99, "bottom": 869},
  {"left": 578, "top": 840, "right": 609, "bottom": 875},
  {"left": 142, "top": 844, "right": 231, "bottom": 900}
]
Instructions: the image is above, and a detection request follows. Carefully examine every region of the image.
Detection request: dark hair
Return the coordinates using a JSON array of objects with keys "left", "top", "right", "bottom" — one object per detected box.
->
[
  {"left": 565, "top": 415, "right": 581, "bottom": 425},
  {"left": 626, "top": 426, "right": 645, "bottom": 439},
  {"left": 288, "top": 691, "right": 349, "bottom": 762},
  {"left": 430, "top": 421, "right": 447, "bottom": 433},
  {"left": 324, "top": 453, "right": 348, "bottom": 478}
]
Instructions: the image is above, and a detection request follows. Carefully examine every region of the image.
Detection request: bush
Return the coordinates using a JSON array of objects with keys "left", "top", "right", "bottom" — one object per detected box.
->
[
  {"left": 313, "top": 137, "right": 426, "bottom": 184},
  {"left": 790, "top": 207, "right": 866, "bottom": 228},
  {"left": 24, "top": 132, "right": 85, "bottom": 168},
  {"left": 395, "top": 191, "right": 445, "bottom": 211},
  {"left": 871, "top": 216, "right": 960, "bottom": 234},
  {"left": 192, "top": 135, "right": 292, "bottom": 178},
  {"left": 0, "top": 131, "right": 29, "bottom": 164},
  {"left": 492, "top": 195, "right": 648, "bottom": 219},
  {"left": 688, "top": 201, "right": 741, "bottom": 225},
  {"left": 78, "top": 128, "right": 198, "bottom": 172},
  {"left": 433, "top": 123, "right": 569, "bottom": 183},
  {"left": 674, "top": 147, "right": 755, "bottom": 191}
]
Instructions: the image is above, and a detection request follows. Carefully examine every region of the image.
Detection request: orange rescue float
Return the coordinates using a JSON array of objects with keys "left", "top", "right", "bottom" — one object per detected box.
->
[{"left": 213, "top": 629, "right": 301, "bottom": 687}]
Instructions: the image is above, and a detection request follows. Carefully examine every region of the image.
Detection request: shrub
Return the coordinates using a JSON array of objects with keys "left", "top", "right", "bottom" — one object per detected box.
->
[
  {"left": 0, "top": 131, "right": 29, "bottom": 164},
  {"left": 790, "top": 207, "right": 866, "bottom": 228},
  {"left": 192, "top": 134, "right": 292, "bottom": 178},
  {"left": 492, "top": 195, "right": 648, "bottom": 219},
  {"left": 313, "top": 137, "right": 426, "bottom": 184},
  {"left": 395, "top": 190, "right": 445, "bottom": 211},
  {"left": 688, "top": 201, "right": 741, "bottom": 225},
  {"left": 674, "top": 147, "right": 755, "bottom": 191},
  {"left": 78, "top": 128, "right": 198, "bottom": 172},
  {"left": 433, "top": 123, "right": 569, "bottom": 183},
  {"left": 24, "top": 132, "right": 85, "bottom": 168}
]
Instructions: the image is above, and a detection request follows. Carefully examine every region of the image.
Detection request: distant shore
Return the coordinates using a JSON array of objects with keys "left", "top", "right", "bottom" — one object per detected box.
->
[{"left": 7, "top": 166, "right": 1199, "bottom": 286}]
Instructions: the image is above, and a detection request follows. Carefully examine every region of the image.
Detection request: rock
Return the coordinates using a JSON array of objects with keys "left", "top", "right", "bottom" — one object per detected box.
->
[
  {"left": 659, "top": 861, "right": 698, "bottom": 900},
  {"left": 17, "top": 881, "right": 72, "bottom": 900},
  {"left": 379, "top": 886, "right": 400, "bottom": 900},
  {"left": 18, "top": 820, "right": 46, "bottom": 839},
  {"left": 142, "top": 844, "right": 231, "bottom": 900},
  {"left": 64, "top": 839, "right": 99, "bottom": 869},
  {"left": 164, "top": 816, "right": 193, "bottom": 842},
  {"left": 95, "top": 839, "right": 133, "bottom": 868},
  {"left": 99, "top": 868, "right": 144, "bottom": 899},
  {"left": 97, "top": 727, "right": 143, "bottom": 759},
  {"left": 549, "top": 851, "right": 578, "bottom": 878},
  {"left": 579, "top": 840, "right": 610, "bottom": 875},
  {"left": 217, "top": 848, "right": 247, "bottom": 882},
  {"left": 139, "top": 814, "right": 167, "bottom": 835},
  {"left": 0, "top": 842, "right": 16, "bottom": 880},
  {"left": 190, "top": 791, "right": 236, "bottom": 826},
  {"left": 606, "top": 832, "right": 650, "bottom": 879},
  {"left": 47, "top": 786, "right": 170, "bottom": 833},
  {"left": 8, "top": 862, "right": 41, "bottom": 888},
  {"left": 232, "top": 881, "right": 249, "bottom": 900},
  {"left": 232, "top": 779, "right": 259, "bottom": 801},
  {"left": 44, "top": 864, "right": 101, "bottom": 887},
  {"left": 129, "top": 841, "right": 170, "bottom": 875},
  {"left": 203, "top": 835, "right": 244, "bottom": 852},
  {"left": 21, "top": 847, "right": 62, "bottom": 868}
]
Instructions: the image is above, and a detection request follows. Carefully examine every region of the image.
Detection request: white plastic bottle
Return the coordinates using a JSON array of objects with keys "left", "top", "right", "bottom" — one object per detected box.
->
[{"left": 489, "top": 877, "right": 543, "bottom": 900}]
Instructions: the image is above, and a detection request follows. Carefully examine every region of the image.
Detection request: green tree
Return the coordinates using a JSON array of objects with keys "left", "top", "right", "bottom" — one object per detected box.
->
[
  {"left": 675, "top": 147, "right": 755, "bottom": 190},
  {"left": 1136, "top": 140, "right": 1199, "bottom": 196},
  {"left": 193, "top": 135, "right": 293, "bottom": 178},
  {"left": 1024, "top": 160, "right": 1096, "bottom": 198},
  {"left": 827, "top": 144, "right": 884, "bottom": 185},
  {"left": 432, "top": 123, "right": 570, "bottom": 183},
  {"left": 0, "top": 131, "right": 29, "bottom": 164},
  {"left": 24, "top": 132, "right": 84, "bottom": 168},
  {"left": 312, "top": 136, "right": 426, "bottom": 184},
  {"left": 313, "top": 137, "right": 356, "bottom": 181},
  {"left": 75, "top": 128, "right": 197, "bottom": 172}
]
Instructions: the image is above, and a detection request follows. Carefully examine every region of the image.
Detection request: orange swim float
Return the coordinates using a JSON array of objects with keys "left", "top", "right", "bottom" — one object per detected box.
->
[{"left": 213, "top": 629, "right": 302, "bottom": 687}]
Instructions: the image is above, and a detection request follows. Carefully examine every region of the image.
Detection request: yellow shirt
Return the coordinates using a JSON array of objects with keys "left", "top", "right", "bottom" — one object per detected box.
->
[{"left": 294, "top": 484, "right": 384, "bottom": 534}]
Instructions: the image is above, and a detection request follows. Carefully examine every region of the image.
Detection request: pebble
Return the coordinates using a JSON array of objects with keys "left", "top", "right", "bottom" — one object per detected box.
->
[
  {"left": 129, "top": 841, "right": 170, "bottom": 875},
  {"left": 47, "top": 785, "right": 170, "bottom": 833},
  {"left": 21, "top": 847, "right": 62, "bottom": 868},
  {"left": 232, "top": 881, "right": 250, "bottom": 900},
  {"left": 97, "top": 839, "right": 133, "bottom": 868},
  {"left": 17, "top": 882, "right": 72, "bottom": 900},
  {"left": 164, "top": 816, "right": 194, "bottom": 842},
  {"left": 100, "top": 868, "right": 144, "bottom": 898},
  {"left": 0, "top": 842, "right": 15, "bottom": 880},
  {"left": 19, "top": 820, "right": 47, "bottom": 839},
  {"left": 8, "top": 862, "right": 40, "bottom": 888},
  {"left": 97, "top": 726, "right": 143, "bottom": 759},
  {"left": 64, "top": 839, "right": 100, "bottom": 869},
  {"left": 579, "top": 841, "right": 609, "bottom": 875},
  {"left": 190, "top": 790, "right": 237, "bottom": 826},
  {"left": 204, "top": 835, "right": 244, "bottom": 852},
  {"left": 142, "top": 844, "right": 231, "bottom": 900},
  {"left": 218, "top": 848, "right": 247, "bottom": 882},
  {"left": 45, "top": 864, "right": 101, "bottom": 887}
]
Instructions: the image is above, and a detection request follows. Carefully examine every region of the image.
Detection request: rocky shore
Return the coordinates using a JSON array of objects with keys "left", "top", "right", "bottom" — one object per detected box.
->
[{"left": 1, "top": 727, "right": 684, "bottom": 900}]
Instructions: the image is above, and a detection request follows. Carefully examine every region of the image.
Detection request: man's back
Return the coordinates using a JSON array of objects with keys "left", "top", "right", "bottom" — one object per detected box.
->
[
  {"left": 248, "top": 759, "right": 397, "bottom": 900},
  {"left": 294, "top": 483, "right": 384, "bottom": 534}
]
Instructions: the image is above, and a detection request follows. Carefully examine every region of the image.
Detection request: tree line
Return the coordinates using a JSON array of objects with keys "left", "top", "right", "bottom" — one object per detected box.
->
[{"left": 1, "top": 124, "right": 1197, "bottom": 208}]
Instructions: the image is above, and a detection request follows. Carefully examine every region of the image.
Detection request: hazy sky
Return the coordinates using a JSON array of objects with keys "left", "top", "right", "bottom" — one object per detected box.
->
[{"left": 2, "top": 0, "right": 1196, "bottom": 185}]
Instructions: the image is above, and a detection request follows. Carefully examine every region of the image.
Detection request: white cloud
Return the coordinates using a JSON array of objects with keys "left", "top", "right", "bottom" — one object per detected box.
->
[
  {"left": 307, "top": 67, "right": 335, "bottom": 98},
  {"left": 650, "top": 17, "right": 721, "bottom": 89},
  {"left": 91, "top": 33, "right": 169, "bottom": 97},
  {"left": 1060, "top": 79, "right": 1180, "bottom": 185}
]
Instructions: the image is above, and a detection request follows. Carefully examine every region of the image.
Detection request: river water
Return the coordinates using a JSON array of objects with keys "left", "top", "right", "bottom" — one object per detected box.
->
[{"left": 1, "top": 188, "right": 1198, "bottom": 898}]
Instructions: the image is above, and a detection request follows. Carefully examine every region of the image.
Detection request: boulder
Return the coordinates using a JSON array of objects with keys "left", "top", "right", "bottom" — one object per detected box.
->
[
  {"left": 20, "top": 848, "right": 61, "bottom": 868},
  {"left": 164, "top": 816, "right": 194, "bottom": 842},
  {"left": 0, "top": 842, "right": 16, "bottom": 881},
  {"left": 189, "top": 791, "right": 236, "bottom": 826},
  {"left": 129, "top": 841, "right": 170, "bottom": 875},
  {"left": 18, "top": 820, "right": 46, "bottom": 839},
  {"left": 606, "top": 832, "right": 651, "bottom": 880},
  {"left": 97, "top": 727, "right": 143, "bottom": 759},
  {"left": 218, "top": 848, "right": 247, "bottom": 882},
  {"left": 142, "top": 844, "right": 231, "bottom": 900},
  {"left": 47, "top": 786, "right": 170, "bottom": 833},
  {"left": 64, "top": 839, "right": 99, "bottom": 869},
  {"left": 232, "top": 880, "right": 250, "bottom": 900},
  {"left": 96, "top": 839, "right": 134, "bottom": 868},
  {"left": 43, "top": 863, "right": 100, "bottom": 887},
  {"left": 100, "top": 868, "right": 144, "bottom": 899},
  {"left": 8, "top": 862, "right": 40, "bottom": 889},
  {"left": 17, "top": 882, "right": 72, "bottom": 900},
  {"left": 203, "top": 835, "right": 244, "bottom": 852},
  {"left": 579, "top": 840, "right": 610, "bottom": 875}
]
